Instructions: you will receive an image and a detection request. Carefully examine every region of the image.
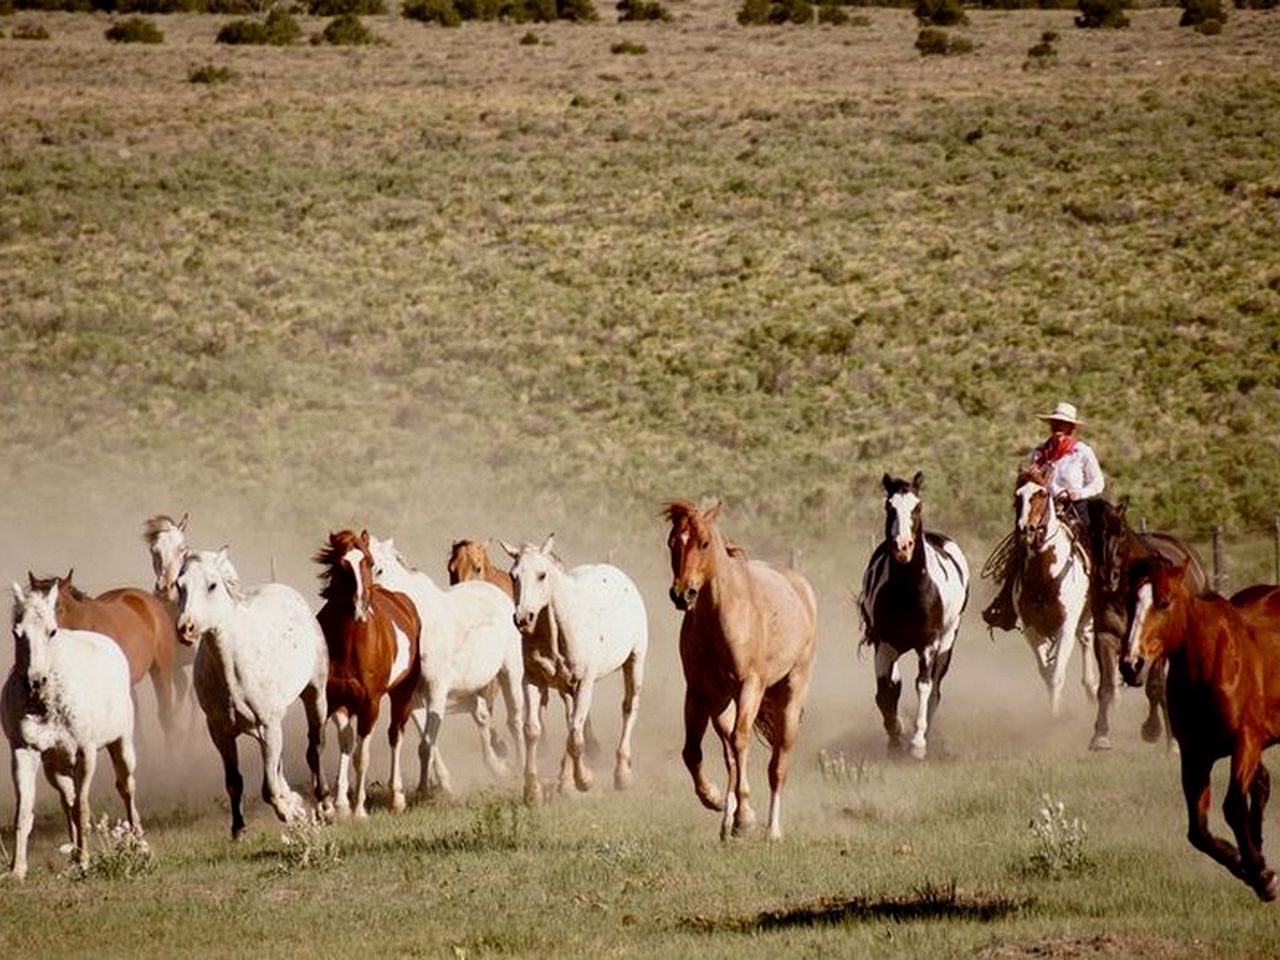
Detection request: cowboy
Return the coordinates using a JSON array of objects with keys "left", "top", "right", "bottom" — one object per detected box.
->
[{"left": 982, "top": 400, "right": 1105, "bottom": 632}]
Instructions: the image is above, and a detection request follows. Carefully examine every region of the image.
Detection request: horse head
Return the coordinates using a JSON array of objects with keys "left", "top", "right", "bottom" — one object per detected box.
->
[
  {"left": 175, "top": 547, "right": 240, "bottom": 645},
  {"left": 502, "top": 533, "right": 559, "bottom": 632},
  {"left": 661, "top": 498, "right": 723, "bottom": 612},
  {"left": 11, "top": 580, "right": 60, "bottom": 697},
  {"left": 143, "top": 513, "right": 189, "bottom": 601},
  {"left": 316, "top": 529, "right": 373, "bottom": 621},
  {"left": 1120, "top": 555, "right": 1187, "bottom": 686},
  {"left": 882, "top": 472, "right": 924, "bottom": 564},
  {"left": 447, "top": 540, "right": 490, "bottom": 587},
  {"left": 1014, "top": 465, "right": 1054, "bottom": 550}
]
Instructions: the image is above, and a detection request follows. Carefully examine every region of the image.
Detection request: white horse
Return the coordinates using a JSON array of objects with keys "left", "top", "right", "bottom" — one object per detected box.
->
[
  {"left": 501, "top": 535, "right": 648, "bottom": 804},
  {"left": 366, "top": 535, "right": 524, "bottom": 798},
  {"left": 4, "top": 582, "right": 141, "bottom": 879},
  {"left": 175, "top": 549, "right": 330, "bottom": 838},
  {"left": 1012, "top": 467, "right": 1098, "bottom": 716}
]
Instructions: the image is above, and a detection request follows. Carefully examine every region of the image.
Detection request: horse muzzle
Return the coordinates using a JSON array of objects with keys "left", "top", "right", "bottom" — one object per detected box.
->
[
  {"left": 176, "top": 617, "right": 199, "bottom": 646},
  {"left": 513, "top": 610, "right": 537, "bottom": 633},
  {"left": 670, "top": 585, "right": 697, "bottom": 611}
]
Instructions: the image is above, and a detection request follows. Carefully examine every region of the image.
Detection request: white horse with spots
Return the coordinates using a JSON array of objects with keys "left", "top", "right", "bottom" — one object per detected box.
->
[
  {"left": 176, "top": 548, "right": 331, "bottom": 838},
  {"left": 502, "top": 535, "right": 648, "bottom": 804},
  {"left": 366, "top": 535, "right": 524, "bottom": 798},
  {"left": 1011, "top": 466, "right": 1098, "bottom": 716},
  {"left": 4, "top": 582, "right": 141, "bottom": 879}
]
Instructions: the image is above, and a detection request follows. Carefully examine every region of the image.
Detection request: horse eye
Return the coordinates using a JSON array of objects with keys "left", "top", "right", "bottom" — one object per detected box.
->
[
  {"left": 700, "top": 540, "right": 709, "bottom": 550},
  {"left": 207, "top": 582, "right": 217, "bottom": 594},
  {"left": 538, "top": 572, "right": 547, "bottom": 582}
]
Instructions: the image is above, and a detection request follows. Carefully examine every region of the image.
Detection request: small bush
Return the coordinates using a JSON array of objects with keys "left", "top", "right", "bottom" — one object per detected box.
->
[
  {"left": 913, "top": 0, "right": 968, "bottom": 25},
  {"left": 737, "top": 0, "right": 813, "bottom": 22},
  {"left": 188, "top": 63, "right": 236, "bottom": 82},
  {"left": 616, "top": 0, "right": 669, "bottom": 19},
  {"left": 519, "top": 29, "right": 541, "bottom": 41},
  {"left": 1075, "top": 0, "right": 1128, "bottom": 27},
  {"left": 317, "top": 11, "right": 378, "bottom": 42},
  {"left": 1023, "top": 794, "right": 1090, "bottom": 878},
  {"left": 1195, "top": 15, "right": 1221, "bottom": 31},
  {"left": 557, "top": 0, "right": 596, "bottom": 19},
  {"left": 1025, "top": 29, "right": 1057, "bottom": 64},
  {"left": 402, "top": 0, "right": 460, "bottom": 21},
  {"left": 1179, "top": 0, "right": 1225, "bottom": 25},
  {"left": 309, "top": 0, "right": 383, "bottom": 12},
  {"left": 274, "top": 814, "right": 341, "bottom": 874},
  {"left": 216, "top": 18, "right": 267, "bottom": 41},
  {"left": 12, "top": 21, "right": 51, "bottom": 37},
  {"left": 737, "top": 0, "right": 769, "bottom": 22},
  {"left": 60, "top": 818, "right": 154, "bottom": 881},
  {"left": 916, "top": 24, "right": 970, "bottom": 53},
  {"left": 217, "top": 7, "right": 301, "bottom": 43},
  {"left": 817, "top": 2, "right": 848, "bottom": 21},
  {"left": 1233, "top": 0, "right": 1275, "bottom": 7},
  {"left": 610, "top": 39, "right": 646, "bottom": 53},
  {"left": 105, "top": 15, "right": 163, "bottom": 41}
]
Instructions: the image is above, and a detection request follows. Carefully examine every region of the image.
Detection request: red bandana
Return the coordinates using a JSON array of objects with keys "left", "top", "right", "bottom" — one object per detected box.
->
[{"left": 1033, "top": 434, "right": 1077, "bottom": 467}]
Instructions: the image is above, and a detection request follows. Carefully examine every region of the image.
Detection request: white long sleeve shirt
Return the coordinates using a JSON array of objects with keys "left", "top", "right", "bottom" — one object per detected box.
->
[{"left": 1026, "top": 440, "right": 1105, "bottom": 501}]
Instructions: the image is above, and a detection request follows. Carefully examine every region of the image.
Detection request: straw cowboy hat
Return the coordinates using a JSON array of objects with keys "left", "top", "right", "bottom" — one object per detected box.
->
[{"left": 1037, "top": 401, "right": 1083, "bottom": 425}]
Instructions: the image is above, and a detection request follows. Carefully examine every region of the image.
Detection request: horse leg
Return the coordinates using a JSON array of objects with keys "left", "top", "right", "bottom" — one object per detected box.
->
[
  {"left": 729, "top": 678, "right": 763, "bottom": 838},
  {"left": 499, "top": 654, "right": 526, "bottom": 775},
  {"left": 1090, "top": 627, "right": 1118, "bottom": 751},
  {"left": 522, "top": 682, "right": 547, "bottom": 805},
  {"left": 471, "top": 689, "right": 509, "bottom": 780},
  {"left": 208, "top": 722, "right": 246, "bottom": 839},
  {"left": 417, "top": 682, "right": 453, "bottom": 799},
  {"left": 873, "top": 644, "right": 904, "bottom": 754},
  {"left": 923, "top": 643, "right": 955, "bottom": 754},
  {"left": 72, "top": 748, "right": 97, "bottom": 870},
  {"left": 1078, "top": 616, "right": 1099, "bottom": 703},
  {"left": 909, "top": 648, "right": 937, "bottom": 760},
  {"left": 557, "top": 689, "right": 577, "bottom": 794},
  {"left": 1227, "top": 741, "right": 1277, "bottom": 900},
  {"left": 1142, "top": 658, "right": 1169, "bottom": 745},
  {"left": 712, "top": 701, "right": 741, "bottom": 840},
  {"left": 1181, "top": 751, "right": 1244, "bottom": 880},
  {"left": 614, "top": 650, "right": 644, "bottom": 791},
  {"left": 767, "top": 662, "right": 812, "bottom": 842},
  {"left": 682, "top": 689, "right": 723, "bottom": 812},
  {"left": 41, "top": 754, "right": 77, "bottom": 854},
  {"left": 300, "top": 681, "right": 332, "bottom": 818},
  {"left": 258, "top": 721, "right": 303, "bottom": 824},
  {"left": 333, "top": 709, "right": 354, "bottom": 816},
  {"left": 388, "top": 683, "right": 416, "bottom": 812},
  {"left": 106, "top": 737, "right": 141, "bottom": 833},
  {"left": 148, "top": 661, "right": 178, "bottom": 751},
  {"left": 10, "top": 747, "right": 39, "bottom": 879},
  {"left": 352, "top": 710, "right": 376, "bottom": 819}
]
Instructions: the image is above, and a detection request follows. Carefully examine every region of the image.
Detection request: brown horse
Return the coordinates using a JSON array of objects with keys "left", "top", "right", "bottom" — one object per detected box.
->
[
  {"left": 316, "top": 530, "right": 422, "bottom": 817},
  {"left": 27, "top": 570, "right": 182, "bottom": 745},
  {"left": 662, "top": 499, "right": 817, "bottom": 841},
  {"left": 447, "top": 538, "right": 599, "bottom": 763},
  {"left": 1122, "top": 556, "right": 1280, "bottom": 900}
]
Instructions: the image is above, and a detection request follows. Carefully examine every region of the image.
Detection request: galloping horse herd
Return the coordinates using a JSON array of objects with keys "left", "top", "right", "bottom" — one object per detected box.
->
[{"left": 6, "top": 477, "right": 1280, "bottom": 902}]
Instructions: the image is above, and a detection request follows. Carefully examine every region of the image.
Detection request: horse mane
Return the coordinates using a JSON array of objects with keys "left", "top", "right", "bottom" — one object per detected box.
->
[
  {"left": 315, "top": 530, "right": 364, "bottom": 602},
  {"left": 142, "top": 514, "right": 181, "bottom": 546},
  {"left": 181, "top": 552, "right": 247, "bottom": 604},
  {"left": 1016, "top": 463, "right": 1049, "bottom": 488},
  {"left": 662, "top": 499, "right": 745, "bottom": 557},
  {"left": 28, "top": 573, "right": 89, "bottom": 602}
]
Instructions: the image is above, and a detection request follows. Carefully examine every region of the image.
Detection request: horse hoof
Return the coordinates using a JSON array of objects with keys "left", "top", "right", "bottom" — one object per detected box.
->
[
  {"left": 354, "top": 807, "right": 369, "bottom": 821},
  {"left": 574, "top": 770, "right": 594, "bottom": 793},
  {"left": 614, "top": 768, "right": 633, "bottom": 791},
  {"left": 1089, "top": 734, "right": 1112, "bottom": 752},
  {"left": 910, "top": 742, "right": 927, "bottom": 761},
  {"left": 1140, "top": 720, "right": 1162, "bottom": 743},
  {"left": 524, "top": 778, "right": 543, "bottom": 806},
  {"left": 390, "top": 792, "right": 406, "bottom": 813}
]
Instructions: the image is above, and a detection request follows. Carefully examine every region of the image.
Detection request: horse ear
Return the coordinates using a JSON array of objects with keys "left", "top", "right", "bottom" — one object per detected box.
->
[
  {"left": 359, "top": 529, "right": 371, "bottom": 548},
  {"left": 881, "top": 473, "right": 894, "bottom": 494},
  {"left": 26, "top": 571, "right": 36, "bottom": 589},
  {"left": 499, "top": 540, "right": 520, "bottom": 560},
  {"left": 912, "top": 471, "right": 924, "bottom": 492},
  {"left": 704, "top": 498, "right": 722, "bottom": 524},
  {"left": 12, "top": 581, "right": 24, "bottom": 604},
  {"left": 179, "top": 512, "right": 189, "bottom": 532},
  {"left": 63, "top": 568, "right": 74, "bottom": 585},
  {"left": 541, "top": 532, "right": 556, "bottom": 555}
]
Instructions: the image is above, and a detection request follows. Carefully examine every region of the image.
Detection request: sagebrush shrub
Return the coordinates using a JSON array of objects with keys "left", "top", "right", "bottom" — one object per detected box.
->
[
  {"left": 309, "top": 0, "right": 384, "bottom": 12},
  {"left": 610, "top": 39, "right": 646, "bottom": 53},
  {"left": 817, "top": 2, "right": 849, "bottom": 22},
  {"left": 317, "top": 12, "right": 379, "bottom": 43},
  {"left": 916, "top": 25, "right": 970, "bottom": 53},
  {"left": 216, "top": 8, "right": 301, "bottom": 43},
  {"left": 737, "top": 0, "right": 770, "bottom": 22},
  {"left": 616, "top": 0, "right": 670, "bottom": 19},
  {"left": 403, "top": 0, "right": 461, "bottom": 22},
  {"left": 914, "top": 0, "right": 968, "bottom": 25},
  {"left": 105, "top": 15, "right": 163, "bottom": 42},
  {"left": 1195, "top": 15, "right": 1222, "bottom": 31},
  {"left": 1025, "top": 794, "right": 1090, "bottom": 877},
  {"left": 12, "top": 20, "right": 51, "bottom": 37},
  {"left": 1075, "top": 0, "right": 1128, "bottom": 27},
  {"left": 188, "top": 63, "right": 236, "bottom": 82},
  {"left": 1179, "top": 0, "right": 1225, "bottom": 25}
]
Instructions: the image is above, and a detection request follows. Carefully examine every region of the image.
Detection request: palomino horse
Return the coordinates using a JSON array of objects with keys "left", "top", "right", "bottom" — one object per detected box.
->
[
  {"left": 176, "top": 548, "right": 330, "bottom": 838},
  {"left": 448, "top": 538, "right": 602, "bottom": 762},
  {"left": 367, "top": 535, "right": 524, "bottom": 798},
  {"left": 27, "top": 569, "right": 183, "bottom": 746},
  {"left": 1010, "top": 465, "right": 1098, "bottom": 715},
  {"left": 4, "top": 582, "right": 141, "bottom": 879},
  {"left": 1087, "top": 498, "right": 1208, "bottom": 751},
  {"left": 859, "top": 473, "right": 969, "bottom": 760},
  {"left": 142, "top": 512, "right": 200, "bottom": 730},
  {"left": 663, "top": 500, "right": 816, "bottom": 841},
  {"left": 316, "top": 530, "right": 422, "bottom": 817},
  {"left": 1122, "top": 557, "right": 1280, "bottom": 900},
  {"left": 502, "top": 534, "right": 647, "bottom": 805}
]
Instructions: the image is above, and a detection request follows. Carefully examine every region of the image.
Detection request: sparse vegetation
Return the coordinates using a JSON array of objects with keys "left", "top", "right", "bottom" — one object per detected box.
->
[
  {"left": 1023, "top": 793, "right": 1091, "bottom": 878},
  {"left": 404, "top": 0, "right": 594, "bottom": 22},
  {"left": 913, "top": 0, "right": 968, "bottom": 25},
  {"left": 309, "top": 0, "right": 385, "bottom": 13},
  {"left": 1025, "top": 28, "right": 1058, "bottom": 65},
  {"left": 817, "top": 2, "right": 848, "bottom": 23},
  {"left": 316, "top": 11, "right": 380, "bottom": 43},
  {"left": 104, "top": 14, "right": 164, "bottom": 42},
  {"left": 1075, "top": 0, "right": 1129, "bottom": 27},
  {"left": 10, "top": 20, "right": 51, "bottom": 37},
  {"left": 916, "top": 24, "right": 972, "bottom": 53},
  {"left": 610, "top": 38, "right": 647, "bottom": 53},
  {"left": 1180, "top": 0, "right": 1226, "bottom": 27},
  {"left": 215, "top": 7, "right": 301, "bottom": 43},
  {"left": 187, "top": 62, "right": 237, "bottom": 82},
  {"left": 737, "top": 0, "right": 814, "bottom": 23},
  {"left": 616, "top": 0, "right": 670, "bottom": 19}
]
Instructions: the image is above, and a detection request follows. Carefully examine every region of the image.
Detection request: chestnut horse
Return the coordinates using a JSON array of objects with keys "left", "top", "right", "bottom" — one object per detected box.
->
[
  {"left": 316, "top": 530, "right": 422, "bottom": 817},
  {"left": 447, "top": 538, "right": 600, "bottom": 762},
  {"left": 1088, "top": 498, "right": 1207, "bottom": 751},
  {"left": 1122, "top": 557, "right": 1280, "bottom": 901},
  {"left": 26, "top": 569, "right": 182, "bottom": 746},
  {"left": 663, "top": 499, "right": 817, "bottom": 841}
]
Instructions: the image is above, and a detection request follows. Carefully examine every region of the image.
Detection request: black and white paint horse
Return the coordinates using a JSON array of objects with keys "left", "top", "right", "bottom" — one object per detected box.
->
[{"left": 859, "top": 472, "right": 969, "bottom": 759}]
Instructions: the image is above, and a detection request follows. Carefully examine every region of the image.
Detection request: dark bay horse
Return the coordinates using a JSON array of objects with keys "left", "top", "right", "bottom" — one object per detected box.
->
[
  {"left": 858, "top": 472, "right": 969, "bottom": 760},
  {"left": 316, "top": 530, "right": 422, "bottom": 817},
  {"left": 27, "top": 570, "right": 182, "bottom": 745},
  {"left": 1122, "top": 557, "right": 1280, "bottom": 900},
  {"left": 663, "top": 499, "right": 816, "bottom": 840},
  {"left": 1089, "top": 499, "right": 1208, "bottom": 750}
]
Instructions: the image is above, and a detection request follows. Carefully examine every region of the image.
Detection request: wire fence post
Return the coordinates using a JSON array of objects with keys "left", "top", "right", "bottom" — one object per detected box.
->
[{"left": 1213, "top": 525, "right": 1226, "bottom": 594}]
